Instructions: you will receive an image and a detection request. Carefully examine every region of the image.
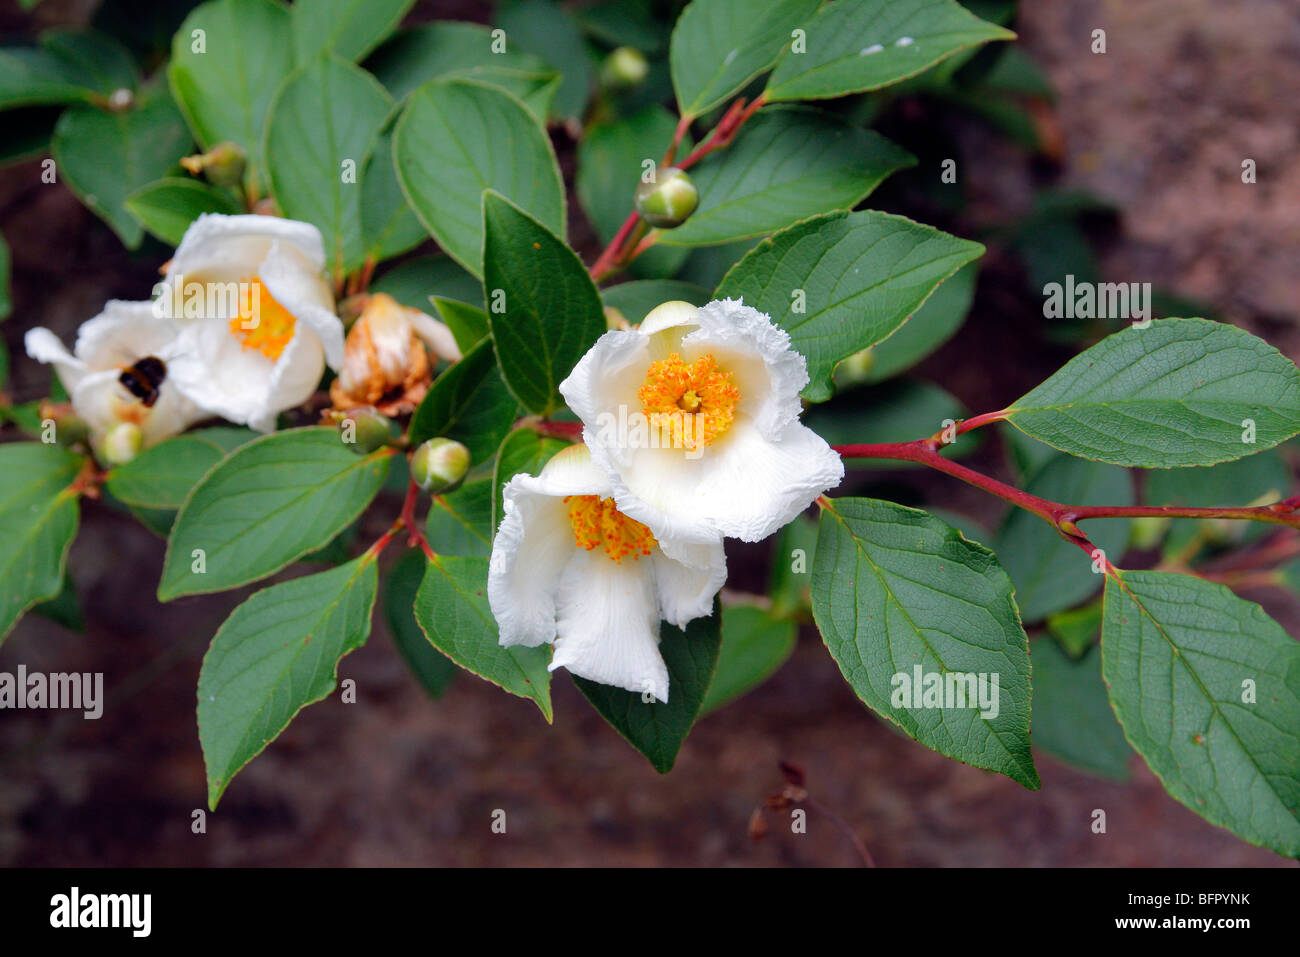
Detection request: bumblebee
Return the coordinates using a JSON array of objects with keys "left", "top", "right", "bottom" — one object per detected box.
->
[{"left": 119, "top": 356, "right": 168, "bottom": 408}]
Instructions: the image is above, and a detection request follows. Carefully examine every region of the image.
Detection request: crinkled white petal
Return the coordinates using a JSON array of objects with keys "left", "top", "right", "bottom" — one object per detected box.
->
[
  {"left": 551, "top": 547, "right": 669, "bottom": 702},
  {"left": 652, "top": 537, "right": 727, "bottom": 630},
  {"left": 167, "top": 213, "right": 326, "bottom": 284},
  {"left": 603, "top": 418, "right": 843, "bottom": 551},
  {"left": 488, "top": 481, "right": 576, "bottom": 649}
]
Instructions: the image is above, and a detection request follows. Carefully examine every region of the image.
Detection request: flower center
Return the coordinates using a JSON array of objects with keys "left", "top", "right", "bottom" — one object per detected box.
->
[
  {"left": 565, "top": 495, "right": 656, "bottom": 563},
  {"left": 637, "top": 352, "right": 739, "bottom": 452},
  {"left": 228, "top": 277, "right": 296, "bottom": 361}
]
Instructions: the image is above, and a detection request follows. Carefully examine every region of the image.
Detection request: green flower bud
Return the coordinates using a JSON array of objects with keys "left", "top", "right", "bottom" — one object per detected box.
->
[
  {"left": 635, "top": 167, "right": 698, "bottom": 229},
  {"left": 601, "top": 46, "right": 648, "bottom": 90},
  {"left": 1129, "top": 515, "right": 1169, "bottom": 550},
  {"left": 98, "top": 422, "right": 143, "bottom": 467},
  {"left": 411, "top": 438, "right": 470, "bottom": 495},
  {"left": 832, "top": 348, "right": 876, "bottom": 389},
  {"left": 332, "top": 407, "right": 396, "bottom": 453},
  {"left": 181, "top": 141, "right": 246, "bottom": 188},
  {"left": 39, "top": 402, "right": 89, "bottom": 448}
]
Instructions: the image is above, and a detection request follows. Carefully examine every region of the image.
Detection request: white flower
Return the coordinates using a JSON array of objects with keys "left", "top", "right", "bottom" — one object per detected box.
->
[
  {"left": 559, "top": 298, "right": 844, "bottom": 560},
  {"left": 488, "top": 444, "right": 726, "bottom": 703},
  {"left": 156, "top": 214, "right": 344, "bottom": 432},
  {"left": 329, "top": 292, "right": 461, "bottom": 414},
  {"left": 24, "top": 300, "right": 206, "bottom": 447}
]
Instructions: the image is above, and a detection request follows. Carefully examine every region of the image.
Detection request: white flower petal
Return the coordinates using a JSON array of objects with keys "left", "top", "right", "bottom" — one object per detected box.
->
[
  {"left": 256, "top": 323, "right": 326, "bottom": 431},
  {"left": 24, "top": 327, "right": 86, "bottom": 394},
  {"left": 652, "top": 537, "right": 727, "bottom": 629},
  {"left": 551, "top": 547, "right": 669, "bottom": 702},
  {"left": 259, "top": 240, "right": 344, "bottom": 368},
  {"left": 168, "top": 213, "right": 326, "bottom": 284},
  {"left": 488, "top": 482, "right": 576, "bottom": 648},
  {"left": 167, "top": 320, "right": 277, "bottom": 427},
  {"left": 407, "top": 309, "right": 462, "bottom": 362},
  {"left": 638, "top": 299, "right": 700, "bottom": 336}
]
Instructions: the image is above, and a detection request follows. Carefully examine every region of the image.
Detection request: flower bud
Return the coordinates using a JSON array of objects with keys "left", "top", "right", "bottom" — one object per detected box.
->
[
  {"left": 330, "top": 406, "right": 396, "bottom": 453},
  {"left": 330, "top": 293, "right": 460, "bottom": 416},
  {"left": 411, "top": 438, "right": 470, "bottom": 495},
  {"left": 181, "top": 141, "right": 246, "bottom": 188},
  {"left": 97, "top": 421, "right": 143, "bottom": 466},
  {"left": 635, "top": 167, "right": 698, "bottom": 229},
  {"left": 1129, "top": 515, "right": 1169, "bottom": 551},
  {"left": 832, "top": 348, "right": 876, "bottom": 389},
  {"left": 601, "top": 46, "right": 648, "bottom": 90},
  {"left": 39, "top": 401, "right": 90, "bottom": 448}
]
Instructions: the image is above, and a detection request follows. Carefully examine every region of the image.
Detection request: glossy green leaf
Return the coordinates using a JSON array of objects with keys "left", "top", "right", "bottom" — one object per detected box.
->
[
  {"left": 573, "top": 610, "right": 721, "bottom": 772},
  {"left": 124, "top": 177, "right": 242, "bottom": 246},
  {"left": 491, "top": 427, "right": 567, "bottom": 530},
  {"left": 0, "top": 232, "right": 10, "bottom": 320},
  {"left": 291, "top": 0, "right": 414, "bottom": 64},
  {"left": 367, "top": 21, "right": 559, "bottom": 122},
  {"left": 106, "top": 427, "right": 255, "bottom": 509},
  {"left": 198, "top": 553, "right": 378, "bottom": 808},
  {"left": 265, "top": 53, "right": 391, "bottom": 277},
  {"left": 168, "top": 0, "right": 295, "bottom": 176},
  {"left": 765, "top": 0, "right": 1015, "bottom": 102},
  {"left": 700, "top": 605, "right": 796, "bottom": 715},
  {"left": 361, "top": 128, "right": 425, "bottom": 263},
  {"left": 159, "top": 427, "right": 393, "bottom": 600},
  {"left": 670, "top": 0, "right": 820, "bottom": 116},
  {"left": 1045, "top": 600, "right": 1102, "bottom": 659},
  {"left": 1005, "top": 318, "right": 1300, "bottom": 467},
  {"left": 0, "top": 443, "right": 82, "bottom": 643},
  {"left": 482, "top": 191, "right": 605, "bottom": 415},
  {"left": 716, "top": 209, "right": 982, "bottom": 400},
  {"left": 52, "top": 89, "right": 193, "bottom": 248},
  {"left": 408, "top": 338, "right": 519, "bottom": 461},
  {"left": 1103, "top": 570, "right": 1300, "bottom": 856},
  {"left": 811, "top": 498, "right": 1039, "bottom": 789},
  {"left": 372, "top": 254, "right": 482, "bottom": 312},
  {"left": 858, "top": 261, "right": 978, "bottom": 383},
  {"left": 1031, "top": 641, "right": 1131, "bottom": 780},
  {"left": 660, "top": 107, "right": 914, "bottom": 247},
  {"left": 383, "top": 549, "right": 456, "bottom": 699},
  {"left": 0, "top": 29, "right": 135, "bottom": 109},
  {"left": 425, "top": 479, "right": 493, "bottom": 558},
  {"left": 1145, "top": 450, "right": 1290, "bottom": 557},
  {"left": 414, "top": 554, "right": 552, "bottom": 720},
  {"left": 393, "top": 78, "right": 564, "bottom": 277},
  {"left": 995, "top": 454, "right": 1132, "bottom": 622},
  {"left": 494, "top": 0, "right": 593, "bottom": 119},
  {"left": 430, "top": 296, "right": 489, "bottom": 354}
]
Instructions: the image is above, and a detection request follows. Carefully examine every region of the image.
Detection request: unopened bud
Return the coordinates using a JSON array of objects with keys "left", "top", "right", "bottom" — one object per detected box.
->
[
  {"left": 832, "top": 348, "right": 875, "bottom": 389},
  {"left": 411, "top": 438, "right": 470, "bottom": 495},
  {"left": 602, "top": 46, "right": 648, "bottom": 90},
  {"left": 330, "top": 406, "right": 395, "bottom": 453},
  {"left": 181, "top": 141, "right": 246, "bottom": 188},
  {"left": 98, "top": 421, "right": 143, "bottom": 466},
  {"left": 1130, "top": 515, "right": 1169, "bottom": 551},
  {"left": 39, "top": 401, "right": 89, "bottom": 448},
  {"left": 635, "top": 167, "right": 698, "bottom": 228},
  {"left": 106, "top": 87, "right": 134, "bottom": 112}
]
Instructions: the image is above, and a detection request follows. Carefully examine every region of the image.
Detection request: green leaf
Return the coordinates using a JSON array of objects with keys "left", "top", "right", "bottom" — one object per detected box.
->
[
  {"left": 0, "top": 231, "right": 10, "bottom": 320},
  {"left": 0, "top": 443, "right": 82, "bottom": 643},
  {"left": 803, "top": 379, "right": 978, "bottom": 464},
  {"left": 1103, "top": 569, "right": 1300, "bottom": 856},
  {"left": 495, "top": 0, "right": 593, "bottom": 120},
  {"left": 291, "top": 0, "right": 414, "bottom": 64},
  {"left": 1031, "top": 641, "right": 1131, "bottom": 780},
  {"left": 573, "top": 610, "right": 722, "bottom": 772},
  {"left": 414, "top": 554, "right": 553, "bottom": 720},
  {"left": 576, "top": 106, "right": 692, "bottom": 278},
  {"left": 265, "top": 53, "right": 391, "bottom": 277},
  {"left": 600, "top": 279, "right": 710, "bottom": 325},
  {"left": 52, "top": 88, "right": 193, "bottom": 248},
  {"left": 383, "top": 549, "right": 456, "bottom": 699},
  {"left": 124, "top": 177, "right": 242, "bottom": 246},
  {"left": 769, "top": 513, "right": 818, "bottom": 619},
  {"left": 857, "top": 261, "right": 978, "bottom": 384},
  {"left": 372, "top": 254, "right": 482, "bottom": 312},
  {"left": 106, "top": 427, "right": 255, "bottom": 509},
  {"left": 408, "top": 338, "right": 519, "bottom": 462},
  {"left": 0, "top": 29, "right": 136, "bottom": 109},
  {"left": 168, "top": 0, "right": 295, "bottom": 177},
  {"left": 425, "top": 479, "right": 493, "bottom": 557},
  {"left": 716, "top": 209, "right": 982, "bottom": 401},
  {"left": 1005, "top": 318, "right": 1300, "bottom": 467},
  {"left": 670, "top": 0, "right": 820, "bottom": 116},
  {"left": 659, "top": 107, "right": 914, "bottom": 247},
  {"left": 361, "top": 129, "right": 426, "bottom": 263},
  {"left": 159, "top": 427, "right": 394, "bottom": 600},
  {"left": 430, "top": 296, "right": 489, "bottom": 354},
  {"left": 393, "top": 78, "right": 564, "bottom": 277},
  {"left": 1045, "top": 600, "right": 1102, "bottom": 658},
  {"left": 367, "top": 21, "right": 559, "bottom": 122},
  {"left": 995, "top": 454, "right": 1132, "bottom": 622},
  {"left": 1145, "top": 450, "right": 1290, "bottom": 557},
  {"left": 198, "top": 553, "right": 378, "bottom": 808},
  {"left": 33, "top": 570, "right": 84, "bottom": 632},
  {"left": 700, "top": 605, "right": 796, "bottom": 715},
  {"left": 482, "top": 190, "right": 605, "bottom": 415},
  {"left": 811, "top": 498, "right": 1039, "bottom": 789},
  {"left": 765, "top": 0, "right": 1015, "bottom": 102},
  {"left": 491, "top": 427, "right": 567, "bottom": 530}
]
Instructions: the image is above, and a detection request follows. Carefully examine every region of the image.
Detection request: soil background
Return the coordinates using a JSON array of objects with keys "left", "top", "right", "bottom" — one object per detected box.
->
[{"left": 2, "top": 0, "right": 1297, "bottom": 866}]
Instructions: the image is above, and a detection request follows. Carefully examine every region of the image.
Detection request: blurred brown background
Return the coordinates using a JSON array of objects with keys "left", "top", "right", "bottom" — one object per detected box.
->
[{"left": 1, "top": 0, "right": 1297, "bottom": 866}]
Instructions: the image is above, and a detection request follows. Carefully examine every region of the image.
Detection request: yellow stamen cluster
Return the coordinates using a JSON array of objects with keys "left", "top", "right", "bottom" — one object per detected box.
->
[
  {"left": 637, "top": 352, "right": 739, "bottom": 451},
  {"left": 565, "top": 495, "right": 656, "bottom": 563},
  {"left": 229, "top": 277, "right": 297, "bottom": 361}
]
